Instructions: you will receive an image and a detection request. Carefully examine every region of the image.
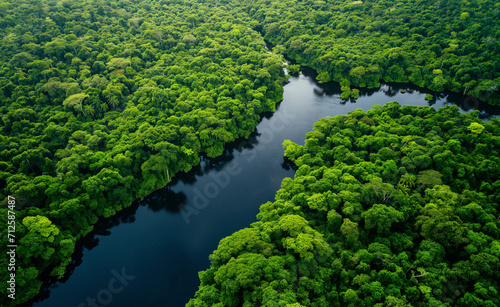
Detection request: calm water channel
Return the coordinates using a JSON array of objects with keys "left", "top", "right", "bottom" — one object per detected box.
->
[{"left": 28, "top": 68, "right": 500, "bottom": 307}]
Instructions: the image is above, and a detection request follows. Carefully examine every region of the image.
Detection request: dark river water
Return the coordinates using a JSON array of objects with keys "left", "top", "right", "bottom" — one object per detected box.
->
[{"left": 28, "top": 68, "right": 499, "bottom": 307}]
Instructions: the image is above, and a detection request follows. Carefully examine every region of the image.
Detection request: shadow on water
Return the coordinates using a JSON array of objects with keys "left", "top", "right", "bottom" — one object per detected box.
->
[
  {"left": 26, "top": 201, "right": 141, "bottom": 306},
  {"left": 170, "top": 129, "right": 261, "bottom": 187},
  {"left": 27, "top": 51, "right": 500, "bottom": 307},
  {"left": 147, "top": 188, "right": 187, "bottom": 213},
  {"left": 281, "top": 156, "right": 298, "bottom": 172},
  {"left": 293, "top": 54, "right": 489, "bottom": 114},
  {"left": 26, "top": 108, "right": 272, "bottom": 306},
  {"left": 288, "top": 57, "right": 500, "bottom": 119}
]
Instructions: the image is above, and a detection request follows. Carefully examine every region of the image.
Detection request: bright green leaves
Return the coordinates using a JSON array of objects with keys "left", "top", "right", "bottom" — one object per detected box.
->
[
  {"left": 209, "top": 228, "right": 273, "bottom": 267},
  {"left": 256, "top": 0, "right": 500, "bottom": 103},
  {"left": 210, "top": 254, "right": 287, "bottom": 306},
  {"left": 282, "top": 233, "right": 316, "bottom": 260},
  {"left": 256, "top": 200, "right": 302, "bottom": 223},
  {"left": 341, "top": 218, "right": 360, "bottom": 244},
  {"left": 102, "top": 82, "right": 128, "bottom": 109},
  {"left": 63, "top": 93, "right": 89, "bottom": 113},
  {"left": 278, "top": 215, "right": 309, "bottom": 237},
  {"left": 468, "top": 122, "right": 485, "bottom": 135},
  {"left": 381, "top": 160, "right": 398, "bottom": 183},
  {"left": 194, "top": 215, "right": 332, "bottom": 306},
  {"left": 139, "top": 154, "right": 170, "bottom": 194},
  {"left": 2, "top": 0, "right": 499, "bottom": 303},
  {"left": 349, "top": 66, "right": 366, "bottom": 87},
  {"left": 316, "top": 71, "right": 330, "bottom": 83},
  {"left": 283, "top": 139, "right": 304, "bottom": 161},
  {"left": 399, "top": 173, "right": 416, "bottom": 189},
  {"left": 106, "top": 58, "right": 131, "bottom": 71},
  {"left": 362, "top": 204, "right": 404, "bottom": 236},
  {"left": 190, "top": 103, "right": 500, "bottom": 306},
  {"left": 327, "top": 209, "right": 342, "bottom": 231},
  {"left": 50, "top": 237, "right": 76, "bottom": 277},
  {"left": 22, "top": 215, "right": 59, "bottom": 242},
  {"left": 416, "top": 240, "right": 446, "bottom": 265},
  {"left": 306, "top": 193, "right": 328, "bottom": 211},
  {"left": 19, "top": 216, "right": 60, "bottom": 260},
  {"left": 4, "top": 0, "right": 289, "bottom": 305}
]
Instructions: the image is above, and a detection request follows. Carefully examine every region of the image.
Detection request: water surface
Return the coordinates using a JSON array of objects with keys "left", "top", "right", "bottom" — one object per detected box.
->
[{"left": 29, "top": 68, "right": 500, "bottom": 307}]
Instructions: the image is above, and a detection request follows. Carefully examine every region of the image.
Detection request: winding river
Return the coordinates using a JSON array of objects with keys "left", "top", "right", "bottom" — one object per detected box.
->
[{"left": 29, "top": 67, "right": 500, "bottom": 307}]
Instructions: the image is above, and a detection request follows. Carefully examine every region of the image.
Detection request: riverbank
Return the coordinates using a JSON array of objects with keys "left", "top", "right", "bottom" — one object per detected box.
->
[{"left": 29, "top": 65, "right": 500, "bottom": 306}]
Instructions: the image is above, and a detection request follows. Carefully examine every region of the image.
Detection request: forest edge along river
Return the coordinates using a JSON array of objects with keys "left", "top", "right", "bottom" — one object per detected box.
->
[{"left": 27, "top": 64, "right": 500, "bottom": 307}]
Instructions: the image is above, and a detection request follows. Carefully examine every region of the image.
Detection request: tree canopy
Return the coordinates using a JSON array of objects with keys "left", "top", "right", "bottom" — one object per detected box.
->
[
  {"left": 250, "top": 0, "right": 500, "bottom": 103},
  {"left": 0, "top": 0, "right": 286, "bottom": 304},
  {"left": 0, "top": 0, "right": 499, "bottom": 305},
  {"left": 188, "top": 103, "right": 500, "bottom": 306}
]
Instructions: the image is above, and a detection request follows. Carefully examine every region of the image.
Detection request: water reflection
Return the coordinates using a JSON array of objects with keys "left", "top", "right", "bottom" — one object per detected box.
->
[
  {"left": 381, "top": 85, "right": 399, "bottom": 97},
  {"left": 29, "top": 58, "right": 500, "bottom": 307},
  {"left": 27, "top": 201, "right": 142, "bottom": 304},
  {"left": 296, "top": 62, "right": 500, "bottom": 119},
  {"left": 281, "top": 156, "right": 297, "bottom": 171},
  {"left": 146, "top": 188, "right": 186, "bottom": 213}
]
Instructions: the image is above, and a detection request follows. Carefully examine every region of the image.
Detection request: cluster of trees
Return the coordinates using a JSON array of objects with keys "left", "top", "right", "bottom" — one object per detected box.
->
[
  {"left": 1, "top": 0, "right": 499, "bottom": 305},
  {"left": 0, "top": 0, "right": 286, "bottom": 305},
  {"left": 243, "top": 0, "right": 500, "bottom": 103},
  {"left": 188, "top": 103, "right": 500, "bottom": 306}
]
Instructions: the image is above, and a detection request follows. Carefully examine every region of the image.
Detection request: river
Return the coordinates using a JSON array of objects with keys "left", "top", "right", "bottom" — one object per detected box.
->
[{"left": 28, "top": 67, "right": 500, "bottom": 307}]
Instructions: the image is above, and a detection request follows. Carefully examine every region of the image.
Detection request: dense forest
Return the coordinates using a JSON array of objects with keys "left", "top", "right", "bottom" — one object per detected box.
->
[
  {"left": 247, "top": 0, "right": 500, "bottom": 103},
  {"left": 0, "top": 0, "right": 498, "bottom": 306},
  {"left": 188, "top": 103, "right": 500, "bottom": 306},
  {"left": 0, "top": 0, "right": 286, "bottom": 305}
]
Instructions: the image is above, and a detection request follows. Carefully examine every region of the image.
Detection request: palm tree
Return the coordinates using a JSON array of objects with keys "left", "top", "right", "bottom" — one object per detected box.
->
[
  {"left": 100, "top": 103, "right": 109, "bottom": 113},
  {"left": 84, "top": 105, "right": 95, "bottom": 119},
  {"left": 399, "top": 173, "right": 416, "bottom": 189},
  {"left": 109, "top": 97, "right": 120, "bottom": 110}
]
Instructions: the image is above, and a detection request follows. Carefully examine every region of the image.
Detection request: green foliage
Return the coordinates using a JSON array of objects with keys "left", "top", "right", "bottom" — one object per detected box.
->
[
  {"left": 252, "top": 0, "right": 500, "bottom": 105},
  {"left": 62, "top": 93, "right": 88, "bottom": 112},
  {"left": 362, "top": 204, "right": 404, "bottom": 236},
  {"left": 106, "top": 58, "right": 131, "bottom": 71},
  {"left": 467, "top": 122, "right": 485, "bottom": 134},
  {"left": 0, "top": 0, "right": 287, "bottom": 304},
  {"left": 190, "top": 104, "right": 500, "bottom": 306},
  {"left": 1, "top": 0, "right": 500, "bottom": 304},
  {"left": 287, "top": 64, "right": 300, "bottom": 74}
]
